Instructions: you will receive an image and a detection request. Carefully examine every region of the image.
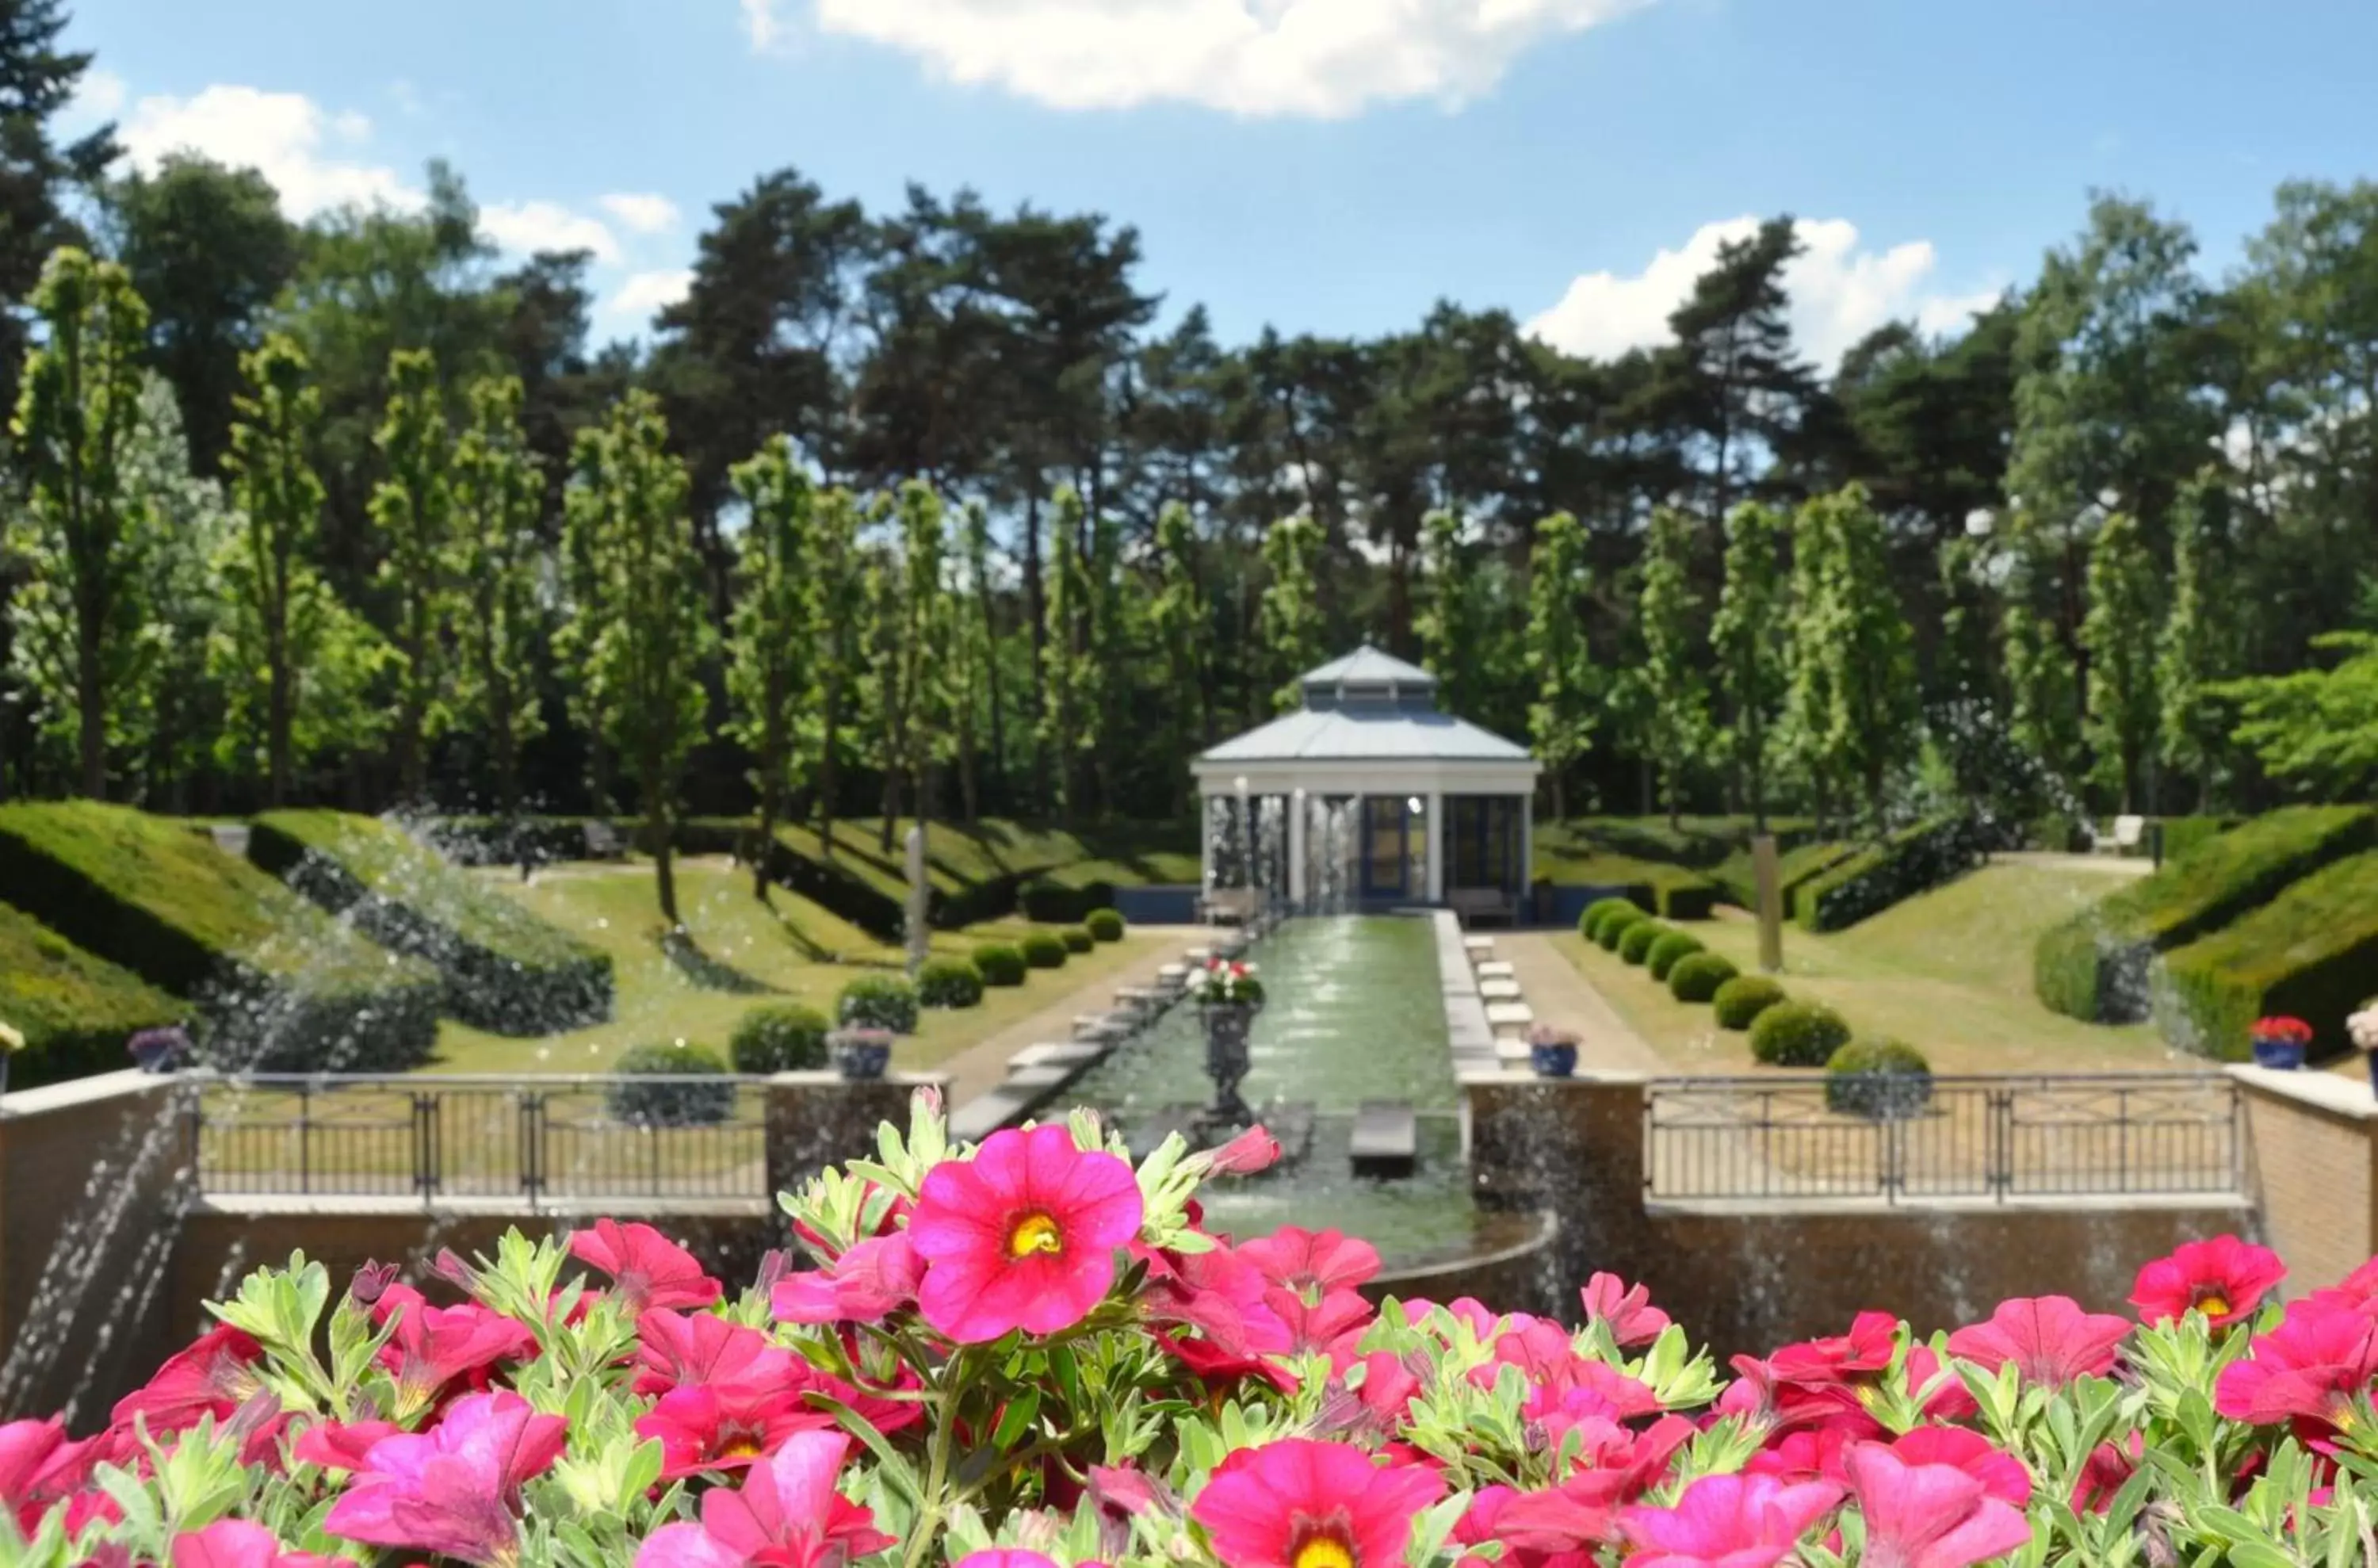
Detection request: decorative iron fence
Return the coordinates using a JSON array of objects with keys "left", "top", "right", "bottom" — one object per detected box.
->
[
  {"left": 1643, "top": 1073, "right": 2243, "bottom": 1204},
  {"left": 185, "top": 1075, "right": 771, "bottom": 1204}
]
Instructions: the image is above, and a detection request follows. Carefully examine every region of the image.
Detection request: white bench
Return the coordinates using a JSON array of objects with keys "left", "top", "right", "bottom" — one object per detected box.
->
[
  {"left": 2097, "top": 814, "right": 2147, "bottom": 856},
  {"left": 1199, "top": 888, "right": 1259, "bottom": 925}
]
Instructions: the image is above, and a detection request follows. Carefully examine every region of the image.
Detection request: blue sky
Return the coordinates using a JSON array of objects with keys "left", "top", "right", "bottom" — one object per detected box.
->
[{"left": 62, "top": 0, "right": 2378, "bottom": 360}]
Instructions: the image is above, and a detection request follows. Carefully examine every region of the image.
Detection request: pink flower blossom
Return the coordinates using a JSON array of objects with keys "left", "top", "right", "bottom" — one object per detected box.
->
[
  {"left": 770, "top": 1233, "right": 923, "bottom": 1326},
  {"left": 954, "top": 1555, "right": 1064, "bottom": 1568},
  {"left": 633, "top": 1310, "right": 793, "bottom": 1398},
  {"left": 1268, "top": 1287, "right": 1375, "bottom": 1370},
  {"left": 1579, "top": 1272, "right": 1672, "bottom": 1348},
  {"left": 325, "top": 1391, "right": 567, "bottom": 1566},
  {"left": 0, "top": 1417, "right": 94, "bottom": 1535},
  {"left": 1845, "top": 1443, "right": 2033, "bottom": 1568},
  {"left": 109, "top": 1325, "right": 263, "bottom": 1436},
  {"left": 1203, "top": 1126, "right": 1283, "bottom": 1176},
  {"left": 569, "top": 1220, "right": 723, "bottom": 1314},
  {"left": 170, "top": 1520, "right": 354, "bottom": 1568},
  {"left": 634, "top": 1382, "right": 834, "bottom": 1479},
  {"left": 2130, "top": 1236, "right": 2286, "bottom": 1330},
  {"left": 633, "top": 1431, "right": 896, "bottom": 1568},
  {"left": 2071, "top": 1434, "right": 2143, "bottom": 1515},
  {"left": 292, "top": 1419, "right": 400, "bottom": 1474},
  {"left": 1189, "top": 1439, "right": 1444, "bottom": 1568},
  {"left": 372, "top": 1286, "right": 537, "bottom": 1405},
  {"left": 2215, "top": 1297, "right": 2378, "bottom": 1429},
  {"left": 908, "top": 1125, "right": 1144, "bottom": 1343},
  {"left": 1883, "top": 1428, "right": 2031, "bottom": 1506},
  {"left": 1945, "top": 1296, "right": 2131, "bottom": 1388},
  {"left": 1619, "top": 1471, "right": 1844, "bottom": 1568},
  {"left": 1141, "top": 1238, "right": 1291, "bottom": 1362},
  {"left": 1493, "top": 1416, "right": 1698, "bottom": 1554},
  {"left": 1239, "top": 1228, "right": 1381, "bottom": 1304}
]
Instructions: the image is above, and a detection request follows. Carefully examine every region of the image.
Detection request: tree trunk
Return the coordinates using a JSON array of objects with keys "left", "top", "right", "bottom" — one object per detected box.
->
[
  {"left": 1023, "top": 487, "right": 1048, "bottom": 810},
  {"left": 266, "top": 650, "right": 293, "bottom": 809},
  {"left": 879, "top": 770, "right": 900, "bottom": 856},
  {"left": 816, "top": 671, "right": 843, "bottom": 862},
  {"left": 78, "top": 624, "right": 105, "bottom": 800},
  {"left": 653, "top": 813, "right": 679, "bottom": 924},
  {"left": 753, "top": 741, "right": 778, "bottom": 903}
]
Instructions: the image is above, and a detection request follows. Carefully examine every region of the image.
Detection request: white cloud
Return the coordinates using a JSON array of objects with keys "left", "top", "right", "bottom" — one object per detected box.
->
[
  {"left": 744, "top": 0, "right": 786, "bottom": 52},
  {"left": 118, "top": 84, "right": 420, "bottom": 217},
  {"left": 1525, "top": 216, "right": 2003, "bottom": 369},
  {"left": 599, "top": 193, "right": 680, "bottom": 235},
  {"left": 801, "top": 0, "right": 1651, "bottom": 117},
  {"left": 68, "top": 67, "right": 125, "bottom": 123},
  {"left": 607, "top": 270, "right": 695, "bottom": 323},
  {"left": 480, "top": 200, "right": 621, "bottom": 263}
]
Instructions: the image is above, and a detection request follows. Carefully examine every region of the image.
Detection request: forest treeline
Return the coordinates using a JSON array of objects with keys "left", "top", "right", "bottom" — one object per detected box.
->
[{"left": 2, "top": 0, "right": 2374, "bottom": 860}]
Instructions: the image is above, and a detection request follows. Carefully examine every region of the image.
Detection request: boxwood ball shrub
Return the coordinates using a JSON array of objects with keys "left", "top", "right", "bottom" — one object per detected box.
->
[
  {"left": 1022, "top": 931, "right": 1069, "bottom": 969},
  {"left": 1617, "top": 920, "right": 1666, "bottom": 966},
  {"left": 1596, "top": 904, "right": 1644, "bottom": 950},
  {"left": 726, "top": 1002, "right": 831, "bottom": 1073},
  {"left": 1667, "top": 950, "right": 1740, "bottom": 1004},
  {"left": 837, "top": 973, "right": 921, "bottom": 1034},
  {"left": 1060, "top": 925, "right": 1095, "bottom": 954},
  {"left": 1749, "top": 998, "right": 1853, "bottom": 1066},
  {"left": 1646, "top": 929, "right": 1706, "bottom": 981},
  {"left": 606, "top": 1042, "right": 736, "bottom": 1125},
  {"left": 1084, "top": 908, "right": 1126, "bottom": 942},
  {"left": 917, "top": 958, "right": 986, "bottom": 1010},
  {"left": 1825, "top": 1034, "right": 1935, "bottom": 1119},
  {"left": 1712, "top": 973, "right": 1788, "bottom": 1030},
  {"left": 1581, "top": 897, "right": 1639, "bottom": 941},
  {"left": 972, "top": 943, "right": 1027, "bottom": 986}
]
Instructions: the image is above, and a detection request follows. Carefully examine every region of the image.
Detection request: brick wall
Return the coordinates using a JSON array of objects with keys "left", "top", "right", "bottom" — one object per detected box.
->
[{"left": 2233, "top": 1065, "right": 2378, "bottom": 1295}]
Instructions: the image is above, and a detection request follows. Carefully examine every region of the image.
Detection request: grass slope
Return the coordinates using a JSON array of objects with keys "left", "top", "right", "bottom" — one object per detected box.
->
[
  {"left": 249, "top": 811, "right": 614, "bottom": 1034},
  {"left": 0, "top": 901, "right": 183, "bottom": 1087}
]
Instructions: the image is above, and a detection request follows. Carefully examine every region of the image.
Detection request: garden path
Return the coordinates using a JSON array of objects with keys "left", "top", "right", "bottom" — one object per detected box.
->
[
  {"left": 1496, "top": 931, "right": 1667, "bottom": 1074},
  {"left": 935, "top": 927, "right": 1210, "bottom": 1110}
]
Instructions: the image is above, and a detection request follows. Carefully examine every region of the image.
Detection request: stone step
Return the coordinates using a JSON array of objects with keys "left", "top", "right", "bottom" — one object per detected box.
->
[
  {"left": 1008, "top": 1042, "right": 1104, "bottom": 1072},
  {"left": 1350, "top": 1100, "right": 1419, "bottom": 1180},
  {"left": 1479, "top": 978, "right": 1525, "bottom": 1001},
  {"left": 950, "top": 1088, "right": 1037, "bottom": 1142},
  {"left": 1462, "top": 935, "right": 1495, "bottom": 954},
  {"left": 1003, "top": 1064, "right": 1073, "bottom": 1092},
  {"left": 1474, "top": 960, "right": 1516, "bottom": 979},
  {"left": 1485, "top": 1000, "right": 1536, "bottom": 1030}
]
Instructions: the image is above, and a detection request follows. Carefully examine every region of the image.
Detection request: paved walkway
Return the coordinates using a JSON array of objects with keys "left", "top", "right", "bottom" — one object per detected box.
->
[
  {"left": 1496, "top": 931, "right": 1668, "bottom": 1074},
  {"left": 935, "top": 927, "right": 1209, "bottom": 1108},
  {"left": 1994, "top": 851, "right": 2154, "bottom": 878}
]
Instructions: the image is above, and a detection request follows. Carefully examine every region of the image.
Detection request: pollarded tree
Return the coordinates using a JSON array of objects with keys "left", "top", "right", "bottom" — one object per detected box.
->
[
  {"left": 1149, "top": 501, "right": 1211, "bottom": 816},
  {"left": 1416, "top": 509, "right": 1484, "bottom": 717},
  {"left": 883, "top": 480, "right": 947, "bottom": 847},
  {"left": 1780, "top": 495, "right": 1841, "bottom": 828},
  {"left": 725, "top": 435, "right": 816, "bottom": 898},
  {"left": 9, "top": 247, "right": 154, "bottom": 799},
  {"left": 809, "top": 487, "right": 865, "bottom": 859},
  {"left": 1524, "top": 511, "right": 1596, "bottom": 822},
  {"left": 220, "top": 333, "right": 327, "bottom": 805},
  {"left": 1713, "top": 500, "right": 1789, "bottom": 832},
  {"left": 449, "top": 376, "right": 545, "bottom": 820},
  {"left": 1039, "top": 488, "right": 1090, "bottom": 822},
  {"left": 566, "top": 391, "right": 711, "bottom": 922},
  {"left": 1082, "top": 495, "right": 1124, "bottom": 817},
  {"left": 2082, "top": 509, "right": 2162, "bottom": 813},
  {"left": 1810, "top": 484, "right": 1922, "bottom": 832},
  {"left": 1257, "top": 514, "right": 1325, "bottom": 714},
  {"left": 2158, "top": 472, "right": 2235, "bottom": 809},
  {"left": 2003, "top": 589, "right": 2084, "bottom": 791},
  {"left": 369, "top": 348, "right": 454, "bottom": 802},
  {"left": 944, "top": 503, "right": 993, "bottom": 824},
  {"left": 1637, "top": 505, "right": 1709, "bottom": 828}
]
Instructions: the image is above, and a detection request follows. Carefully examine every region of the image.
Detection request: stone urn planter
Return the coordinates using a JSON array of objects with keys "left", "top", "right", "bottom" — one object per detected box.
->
[{"left": 829, "top": 1027, "right": 895, "bottom": 1081}]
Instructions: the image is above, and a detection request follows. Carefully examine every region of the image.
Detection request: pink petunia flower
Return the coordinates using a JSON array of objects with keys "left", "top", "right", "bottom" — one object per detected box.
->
[
  {"left": 2071, "top": 1433, "right": 2143, "bottom": 1515},
  {"left": 0, "top": 1417, "right": 96, "bottom": 1536},
  {"left": 170, "top": 1519, "right": 355, "bottom": 1568},
  {"left": 1579, "top": 1272, "right": 1672, "bottom": 1348},
  {"left": 633, "top": 1430, "right": 896, "bottom": 1568},
  {"left": 1238, "top": 1229, "right": 1382, "bottom": 1305},
  {"left": 1203, "top": 1126, "right": 1284, "bottom": 1176},
  {"left": 1493, "top": 1415, "right": 1698, "bottom": 1555},
  {"left": 1141, "top": 1237, "right": 1292, "bottom": 1362},
  {"left": 109, "top": 1325, "right": 264, "bottom": 1436},
  {"left": 771, "top": 1233, "right": 923, "bottom": 1327},
  {"left": 633, "top": 1310, "right": 794, "bottom": 1398},
  {"left": 954, "top": 1555, "right": 1064, "bottom": 1568},
  {"left": 325, "top": 1391, "right": 568, "bottom": 1566},
  {"left": 569, "top": 1221, "right": 723, "bottom": 1314},
  {"left": 908, "top": 1125, "right": 1144, "bottom": 1343},
  {"left": 1619, "top": 1471, "right": 1844, "bottom": 1568},
  {"left": 2214, "top": 1297, "right": 2378, "bottom": 1429},
  {"left": 372, "top": 1287, "right": 538, "bottom": 1407},
  {"left": 292, "top": 1418, "right": 401, "bottom": 1474},
  {"left": 1268, "top": 1287, "right": 1376, "bottom": 1371},
  {"left": 2129, "top": 1236, "right": 2286, "bottom": 1330},
  {"left": 1845, "top": 1443, "right": 2033, "bottom": 1568},
  {"left": 1944, "top": 1296, "right": 2131, "bottom": 1388},
  {"left": 634, "top": 1382, "right": 834, "bottom": 1479},
  {"left": 1883, "top": 1428, "right": 2031, "bottom": 1506},
  {"left": 1189, "top": 1439, "right": 1444, "bottom": 1568}
]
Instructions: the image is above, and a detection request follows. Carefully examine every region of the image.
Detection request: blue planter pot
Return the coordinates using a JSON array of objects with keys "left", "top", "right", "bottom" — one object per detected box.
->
[
  {"left": 2251, "top": 1038, "right": 2307, "bottom": 1071},
  {"left": 1531, "top": 1042, "right": 1578, "bottom": 1079},
  {"left": 832, "top": 1034, "right": 893, "bottom": 1080}
]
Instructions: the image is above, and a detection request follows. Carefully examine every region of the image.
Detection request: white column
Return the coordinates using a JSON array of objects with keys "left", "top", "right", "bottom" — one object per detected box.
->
[
  {"left": 1289, "top": 790, "right": 1308, "bottom": 910},
  {"left": 1199, "top": 790, "right": 1214, "bottom": 889},
  {"left": 1426, "top": 790, "right": 1445, "bottom": 904},
  {"left": 1519, "top": 791, "right": 1535, "bottom": 920}
]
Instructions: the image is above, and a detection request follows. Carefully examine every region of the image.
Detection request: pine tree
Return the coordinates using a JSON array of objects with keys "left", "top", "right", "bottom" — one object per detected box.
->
[
  {"left": 9, "top": 247, "right": 154, "bottom": 798},
  {"left": 1524, "top": 511, "right": 1596, "bottom": 822},
  {"left": 725, "top": 435, "right": 816, "bottom": 898},
  {"left": 369, "top": 349, "right": 453, "bottom": 802},
  {"left": 1712, "top": 501, "right": 1788, "bottom": 831},
  {"left": 449, "top": 377, "right": 545, "bottom": 820},
  {"left": 2082, "top": 510, "right": 2162, "bottom": 812},
  {"left": 1257, "top": 514, "right": 1325, "bottom": 713},
  {"left": 1638, "top": 505, "right": 1708, "bottom": 828},
  {"left": 2157, "top": 472, "right": 2234, "bottom": 809}
]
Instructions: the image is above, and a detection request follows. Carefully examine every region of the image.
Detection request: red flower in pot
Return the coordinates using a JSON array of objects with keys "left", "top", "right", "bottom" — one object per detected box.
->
[{"left": 2250, "top": 1015, "right": 2313, "bottom": 1071}]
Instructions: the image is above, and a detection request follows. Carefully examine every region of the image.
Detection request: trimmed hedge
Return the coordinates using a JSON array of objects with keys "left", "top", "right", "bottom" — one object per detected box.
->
[
  {"left": 1618, "top": 920, "right": 1665, "bottom": 966},
  {"left": 1022, "top": 933, "right": 1069, "bottom": 970},
  {"left": 0, "top": 901, "right": 185, "bottom": 1088},
  {"left": 1084, "top": 908, "right": 1126, "bottom": 943},
  {"left": 1060, "top": 926, "right": 1095, "bottom": 954},
  {"left": 1667, "top": 951, "right": 1739, "bottom": 1004},
  {"left": 1595, "top": 904, "right": 1644, "bottom": 950},
  {"left": 1712, "top": 975, "right": 1787, "bottom": 1031},
  {"left": 1581, "top": 898, "right": 1639, "bottom": 941},
  {"left": 249, "top": 810, "right": 612, "bottom": 1035},
  {"left": 607, "top": 1043, "right": 736, "bottom": 1125},
  {"left": 1646, "top": 930, "right": 1706, "bottom": 981},
  {"left": 1711, "top": 839, "right": 1859, "bottom": 911},
  {"left": 1794, "top": 816, "right": 1985, "bottom": 933},
  {"left": 728, "top": 1003, "right": 832, "bottom": 1073},
  {"left": 0, "top": 802, "right": 439, "bottom": 1071},
  {"left": 1825, "top": 1036, "right": 1933, "bottom": 1119},
  {"left": 1750, "top": 1000, "right": 1852, "bottom": 1067},
  {"left": 837, "top": 975, "right": 921, "bottom": 1034},
  {"left": 918, "top": 959, "right": 986, "bottom": 1009},
  {"left": 973, "top": 943, "right": 1027, "bottom": 986},
  {"left": 2035, "top": 805, "right": 2377, "bottom": 1023},
  {"left": 1021, "top": 878, "right": 1120, "bottom": 926},
  {"left": 2156, "top": 849, "right": 2378, "bottom": 1061}
]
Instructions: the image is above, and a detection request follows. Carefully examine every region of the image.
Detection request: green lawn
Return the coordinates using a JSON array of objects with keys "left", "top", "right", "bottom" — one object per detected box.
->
[
  {"left": 428, "top": 856, "right": 1169, "bottom": 1075},
  {"left": 1553, "top": 860, "right": 2185, "bottom": 1076}
]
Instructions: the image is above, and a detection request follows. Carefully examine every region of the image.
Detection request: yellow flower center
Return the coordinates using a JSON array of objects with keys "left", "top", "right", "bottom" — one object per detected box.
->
[
  {"left": 1008, "top": 1212, "right": 1064, "bottom": 1260},
  {"left": 2196, "top": 1291, "right": 2231, "bottom": 1318},
  {"left": 1294, "top": 1536, "right": 1355, "bottom": 1568}
]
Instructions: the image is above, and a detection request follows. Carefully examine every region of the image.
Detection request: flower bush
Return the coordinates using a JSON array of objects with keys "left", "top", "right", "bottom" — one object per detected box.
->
[
  {"left": 1186, "top": 958, "right": 1264, "bottom": 1007},
  {"left": 17, "top": 1091, "right": 2378, "bottom": 1568},
  {"left": 2250, "top": 1015, "right": 2312, "bottom": 1046}
]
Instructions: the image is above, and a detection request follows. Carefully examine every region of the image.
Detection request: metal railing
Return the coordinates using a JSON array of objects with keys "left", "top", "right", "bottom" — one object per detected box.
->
[
  {"left": 185, "top": 1074, "right": 770, "bottom": 1204},
  {"left": 1644, "top": 1073, "right": 2243, "bottom": 1204}
]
